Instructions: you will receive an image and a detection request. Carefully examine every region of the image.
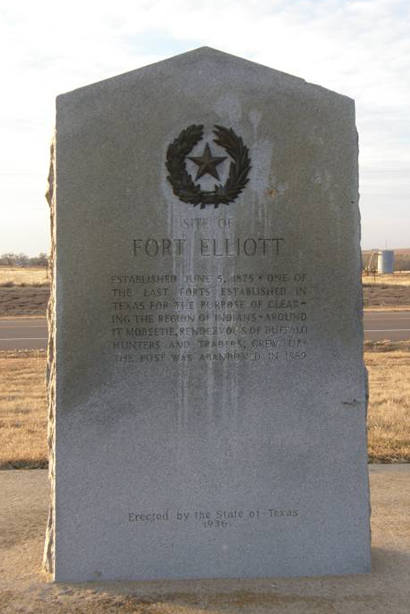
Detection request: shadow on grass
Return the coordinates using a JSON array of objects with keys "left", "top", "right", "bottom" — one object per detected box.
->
[{"left": 0, "top": 459, "right": 48, "bottom": 470}]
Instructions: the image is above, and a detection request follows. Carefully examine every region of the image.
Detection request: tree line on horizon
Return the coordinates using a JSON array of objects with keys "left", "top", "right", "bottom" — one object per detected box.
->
[{"left": 0, "top": 252, "right": 48, "bottom": 267}]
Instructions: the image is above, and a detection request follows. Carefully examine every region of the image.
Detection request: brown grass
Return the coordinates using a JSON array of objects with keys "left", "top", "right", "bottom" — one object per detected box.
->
[
  {"left": 362, "top": 278, "right": 410, "bottom": 309},
  {"left": 364, "top": 306, "right": 410, "bottom": 312},
  {"left": 365, "top": 341, "right": 410, "bottom": 463},
  {"left": 0, "top": 286, "right": 50, "bottom": 317},
  {"left": 0, "top": 266, "right": 49, "bottom": 287},
  {"left": 0, "top": 345, "right": 409, "bottom": 468},
  {"left": 362, "top": 272, "right": 410, "bottom": 286},
  {"left": 0, "top": 267, "right": 50, "bottom": 316},
  {"left": 0, "top": 350, "right": 47, "bottom": 469}
]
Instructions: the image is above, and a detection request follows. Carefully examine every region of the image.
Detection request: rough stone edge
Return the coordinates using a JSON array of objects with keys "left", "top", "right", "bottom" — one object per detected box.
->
[
  {"left": 355, "top": 120, "right": 372, "bottom": 557},
  {"left": 42, "top": 135, "right": 56, "bottom": 577}
]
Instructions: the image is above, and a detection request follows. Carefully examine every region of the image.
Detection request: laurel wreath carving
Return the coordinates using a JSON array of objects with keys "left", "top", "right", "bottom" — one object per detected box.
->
[{"left": 166, "top": 124, "right": 251, "bottom": 208}]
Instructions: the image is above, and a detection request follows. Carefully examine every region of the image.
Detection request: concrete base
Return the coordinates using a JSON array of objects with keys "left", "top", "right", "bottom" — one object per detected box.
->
[{"left": 0, "top": 465, "right": 409, "bottom": 613}]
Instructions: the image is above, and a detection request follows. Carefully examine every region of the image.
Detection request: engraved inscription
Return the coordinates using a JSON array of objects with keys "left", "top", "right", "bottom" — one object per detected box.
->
[
  {"left": 128, "top": 507, "right": 300, "bottom": 529},
  {"left": 109, "top": 267, "right": 310, "bottom": 365}
]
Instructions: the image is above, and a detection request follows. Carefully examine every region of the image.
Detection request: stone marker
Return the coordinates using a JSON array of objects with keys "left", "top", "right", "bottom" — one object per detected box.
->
[{"left": 44, "top": 47, "right": 371, "bottom": 581}]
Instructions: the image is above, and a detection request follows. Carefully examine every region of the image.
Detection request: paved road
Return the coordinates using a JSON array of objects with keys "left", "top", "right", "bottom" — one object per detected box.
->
[
  {"left": 0, "top": 318, "right": 48, "bottom": 350},
  {"left": 364, "top": 310, "right": 410, "bottom": 342},
  {"left": 1, "top": 311, "right": 410, "bottom": 350}
]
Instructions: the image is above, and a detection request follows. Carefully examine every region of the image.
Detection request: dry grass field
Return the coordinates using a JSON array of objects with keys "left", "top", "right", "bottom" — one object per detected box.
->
[
  {"left": 0, "top": 345, "right": 409, "bottom": 469},
  {"left": 363, "top": 284, "right": 410, "bottom": 309},
  {"left": 0, "top": 267, "right": 50, "bottom": 316},
  {"left": 0, "top": 266, "right": 49, "bottom": 286},
  {"left": 365, "top": 340, "right": 410, "bottom": 462},
  {"left": 362, "top": 272, "right": 410, "bottom": 286},
  {"left": 0, "top": 350, "right": 47, "bottom": 469},
  {"left": 362, "top": 272, "right": 410, "bottom": 309},
  {"left": 0, "top": 286, "right": 50, "bottom": 317}
]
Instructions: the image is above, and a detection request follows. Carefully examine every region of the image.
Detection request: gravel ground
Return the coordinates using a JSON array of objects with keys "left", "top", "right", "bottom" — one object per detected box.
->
[{"left": 1, "top": 465, "right": 409, "bottom": 613}]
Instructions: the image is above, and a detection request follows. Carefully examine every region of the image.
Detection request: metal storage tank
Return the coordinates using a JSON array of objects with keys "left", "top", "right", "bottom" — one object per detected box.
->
[{"left": 377, "top": 250, "right": 394, "bottom": 274}]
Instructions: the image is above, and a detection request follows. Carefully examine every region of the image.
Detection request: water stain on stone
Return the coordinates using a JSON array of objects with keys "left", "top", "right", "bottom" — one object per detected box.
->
[{"left": 266, "top": 187, "right": 277, "bottom": 199}]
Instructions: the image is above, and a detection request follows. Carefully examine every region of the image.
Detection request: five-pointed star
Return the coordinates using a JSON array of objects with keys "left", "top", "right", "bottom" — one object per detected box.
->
[{"left": 188, "top": 143, "right": 227, "bottom": 180}]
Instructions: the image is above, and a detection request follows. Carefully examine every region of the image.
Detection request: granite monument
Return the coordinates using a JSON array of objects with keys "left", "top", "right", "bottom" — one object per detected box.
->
[{"left": 44, "top": 47, "right": 371, "bottom": 581}]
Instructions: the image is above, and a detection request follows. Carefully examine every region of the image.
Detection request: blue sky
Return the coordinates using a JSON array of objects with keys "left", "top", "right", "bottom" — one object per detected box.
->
[{"left": 1, "top": 0, "right": 409, "bottom": 254}]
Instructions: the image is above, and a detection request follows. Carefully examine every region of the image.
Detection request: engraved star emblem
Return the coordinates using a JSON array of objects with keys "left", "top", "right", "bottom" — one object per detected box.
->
[{"left": 188, "top": 143, "right": 227, "bottom": 180}]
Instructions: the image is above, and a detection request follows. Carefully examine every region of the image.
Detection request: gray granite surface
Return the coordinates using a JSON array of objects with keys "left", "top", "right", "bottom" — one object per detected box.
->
[{"left": 46, "top": 47, "right": 370, "bottom": 581}]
